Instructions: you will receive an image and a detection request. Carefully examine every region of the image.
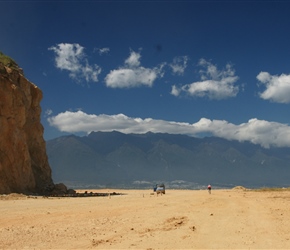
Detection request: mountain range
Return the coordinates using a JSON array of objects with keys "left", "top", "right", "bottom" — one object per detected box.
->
[{"left": 46, "top": 131, "right": 290, "bottom": 189}]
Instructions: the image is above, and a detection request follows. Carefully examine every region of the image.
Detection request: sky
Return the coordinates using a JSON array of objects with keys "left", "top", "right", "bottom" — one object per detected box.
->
[{"left": 1, "top": 0, "right": 290, "bottom": 148}]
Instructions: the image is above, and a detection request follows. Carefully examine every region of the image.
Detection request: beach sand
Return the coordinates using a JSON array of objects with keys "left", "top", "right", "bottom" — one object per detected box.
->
[{"left": 1, "top": 188, "right": 290, "bottom": 249}]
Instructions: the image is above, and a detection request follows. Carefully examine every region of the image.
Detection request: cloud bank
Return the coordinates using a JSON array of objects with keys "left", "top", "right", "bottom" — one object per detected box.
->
[
  {"left": 49, "top": 43, "right": 101, "bottom": 82},
  {"left": 171, "top": 59, "right": 239, "bottom": 99},
  {"left": 47, "top": 111, "right": 290, "bottom": 148},
  {"left": 104, "top": 50, "right": 165, "bottom": 88},
  {"left": 257, "top": 72, "right": 290, "bottom": 103}
]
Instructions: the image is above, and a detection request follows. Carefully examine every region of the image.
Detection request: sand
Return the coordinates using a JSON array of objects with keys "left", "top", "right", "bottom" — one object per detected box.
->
[{"left": 1, "top": 188, "right": 290, "bottom": 249}]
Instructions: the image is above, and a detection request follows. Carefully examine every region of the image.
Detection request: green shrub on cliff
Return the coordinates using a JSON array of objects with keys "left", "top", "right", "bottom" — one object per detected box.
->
[
  {"left": 0, "top": 51, "right": 23, "bottom": 75},
  {"left": 0, "top": 51, "right": 18, "bottom": 69}
]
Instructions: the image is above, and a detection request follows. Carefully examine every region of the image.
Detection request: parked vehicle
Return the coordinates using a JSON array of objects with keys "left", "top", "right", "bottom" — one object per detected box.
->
[{"left": 153, "top": 183, "right": 165, "bottom": 194}]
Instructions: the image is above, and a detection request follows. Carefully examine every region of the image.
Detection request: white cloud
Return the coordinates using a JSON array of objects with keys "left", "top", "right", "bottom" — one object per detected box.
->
[
  {"left": 172, "top": 59, "right": 239, "bottom": 99},
  {"left": 195, "top": 118, "right": 290, "bottom": 149},
  {"left": 81, "top": 63, "right": 101, "bottom": 82},
  {"left": 124, "top": 50, "right": 141, "bottom": 67},
  {"left": 171, "top": 85, "right": 181, "bottom": 96},
  {"left": 104, "top": 50, "right": 165, "bottom": 88},
  {"left": 49, "top": 43, "right": 102, "bottom": 83},
  {"left": 95, "top": 47, "right": 110, "bottom": 55},
  {"left": 48, "top": 111, "right": 290, "bottom": 148},
  {"left": 257, "top": 72, "right": 290, "bottom": 103},
  {"left": 44, "top": 109, "right": 53, "bottom": 117},
  {"left": 169, "top": 56, "right": 189, "bottom": 75}
]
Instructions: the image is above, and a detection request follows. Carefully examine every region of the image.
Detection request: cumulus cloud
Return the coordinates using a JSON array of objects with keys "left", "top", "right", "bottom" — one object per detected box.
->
[
  {"left": 124, "top": 50, "right": 141, "bottom": 67},
  {"left": 48, "top": 111, "right": 290, "bottom": 148},
  {"left": 49, "top": 43, "right": 102, "bottom": 83},
  {"left": 169, "top": 56, "right": 189, "bottom": 75},
  {"left": 171, "top": 59, "right": 239, "bottom": 99},
  {"left": 104, "top": 50, "right": 165, "bottom": 88},
  {"left": 257, "top": 72, "right": 290, "bottom": 103}
]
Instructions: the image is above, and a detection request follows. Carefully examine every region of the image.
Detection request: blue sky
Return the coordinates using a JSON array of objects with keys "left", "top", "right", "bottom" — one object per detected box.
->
[{"left": 1, "top": 0, "right": 290, "bottom": 148}]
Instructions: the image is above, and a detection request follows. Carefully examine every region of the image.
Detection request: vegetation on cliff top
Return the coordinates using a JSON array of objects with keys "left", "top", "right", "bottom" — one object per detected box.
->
[{"left": 0, "top": 51, "right": 19, "bottom": 70}]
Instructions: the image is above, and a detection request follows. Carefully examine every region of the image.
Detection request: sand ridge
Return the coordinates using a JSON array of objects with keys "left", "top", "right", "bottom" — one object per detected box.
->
[{"left": 0, "top": 189, "right": 290, "bottom": 249}]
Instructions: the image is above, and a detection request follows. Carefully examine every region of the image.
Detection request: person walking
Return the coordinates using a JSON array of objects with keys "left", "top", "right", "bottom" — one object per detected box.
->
[{"left": 207, "top": 184, "right": 212, "bottom": 194}]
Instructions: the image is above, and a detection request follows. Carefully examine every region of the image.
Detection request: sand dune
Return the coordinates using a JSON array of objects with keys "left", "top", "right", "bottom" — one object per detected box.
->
[{"left": 1, "top": 188, "right": 290, "bottom": 249}]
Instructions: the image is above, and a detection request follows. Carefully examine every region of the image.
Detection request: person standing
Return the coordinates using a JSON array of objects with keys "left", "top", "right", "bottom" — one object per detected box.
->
[{"left": 207, "top": 184, "right": 212, "bottom": 194}]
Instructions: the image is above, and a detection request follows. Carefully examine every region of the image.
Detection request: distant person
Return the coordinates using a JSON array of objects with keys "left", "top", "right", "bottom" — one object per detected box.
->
[{"left": 207, "top": 184, "right": 212, "bottom": 194}]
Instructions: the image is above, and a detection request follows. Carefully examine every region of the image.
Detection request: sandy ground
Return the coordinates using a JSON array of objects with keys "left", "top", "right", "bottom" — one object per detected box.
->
[{"left": 1, "top": 188, "right": 290, "bottom": 249}]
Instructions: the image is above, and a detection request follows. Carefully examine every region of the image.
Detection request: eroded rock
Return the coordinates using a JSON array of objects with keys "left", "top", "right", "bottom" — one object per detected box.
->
[{"left": 0, "top": 54, "right": 55, "bottom": 194}]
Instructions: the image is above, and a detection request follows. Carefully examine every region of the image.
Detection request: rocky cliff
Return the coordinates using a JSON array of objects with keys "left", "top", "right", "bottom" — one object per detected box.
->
[{"left": 0, "top": 52, "right": 54, "bottom": 194}]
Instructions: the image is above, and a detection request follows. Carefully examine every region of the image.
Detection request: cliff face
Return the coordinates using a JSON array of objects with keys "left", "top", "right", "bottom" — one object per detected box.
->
[{"left": 0, "top": 57, "right": 54, "bottom": 194}]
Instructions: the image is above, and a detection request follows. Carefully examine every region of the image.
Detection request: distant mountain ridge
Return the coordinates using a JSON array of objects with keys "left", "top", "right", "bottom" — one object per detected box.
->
[{"left": 46, "top": 131, "right": 290, "bottom": 189}]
